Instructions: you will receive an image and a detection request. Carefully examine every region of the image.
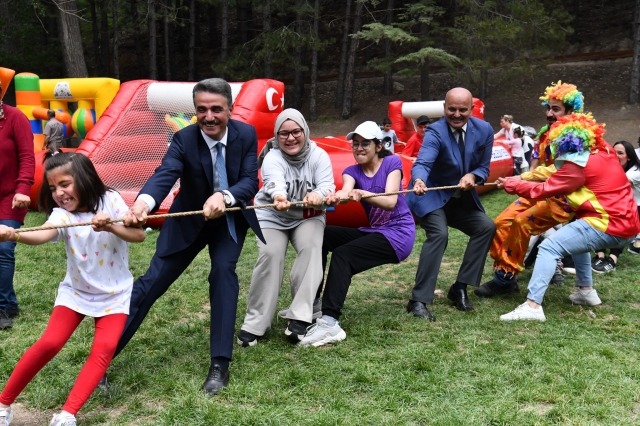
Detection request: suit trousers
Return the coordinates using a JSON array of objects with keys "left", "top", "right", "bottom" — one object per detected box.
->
[
  {"left": 241, "top": 219, "right": 325, "bottom": 335},
  {"left": 114, "top": 216, "right": 247, "bottom": 361},
  {"left": 412, "top": 192, "right": 495, "bottom": 304}
]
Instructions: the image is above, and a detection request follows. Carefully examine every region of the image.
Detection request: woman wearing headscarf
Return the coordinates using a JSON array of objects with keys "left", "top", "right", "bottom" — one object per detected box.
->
[{"left": 238, "top": 109, "right": 335, "bottom": 347}]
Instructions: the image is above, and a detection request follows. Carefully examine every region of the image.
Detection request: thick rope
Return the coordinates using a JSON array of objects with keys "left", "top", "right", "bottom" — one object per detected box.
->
[{"left": 15, "top": 183, "right": 497, "bottom": 233}]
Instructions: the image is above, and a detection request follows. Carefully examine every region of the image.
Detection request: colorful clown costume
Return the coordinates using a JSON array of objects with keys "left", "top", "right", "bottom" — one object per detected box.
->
[
  {"left": 485, "top": 82, "right": 583, "bottom": 287},
  {"left": 500, "top": 113, "right": 640, "bottom": 319}
]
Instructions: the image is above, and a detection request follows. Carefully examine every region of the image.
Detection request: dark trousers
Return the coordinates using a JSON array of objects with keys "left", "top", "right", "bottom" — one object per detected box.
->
[
  {"left": 114, "top": 217, "right": 247, "bottom": 361},
  {"left": 412, "top": 192, "right": 495, "bottom": 304},
  {"left": 320, "top": 226, "right": 398, "bottom": 320}
]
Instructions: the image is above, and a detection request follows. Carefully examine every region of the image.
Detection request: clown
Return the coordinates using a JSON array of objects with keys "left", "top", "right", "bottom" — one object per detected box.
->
[
  {"left": 498, "top": 113, "right": 640, "bottom": 321},
  {"left": 475, "top": 81, "right": 584, "bottom": 298}
]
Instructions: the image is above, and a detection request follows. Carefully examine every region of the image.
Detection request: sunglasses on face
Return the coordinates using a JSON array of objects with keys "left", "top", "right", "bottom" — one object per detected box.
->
[
  {"left": 351, "top": 139, "right": 373, "bottom": 149},
  {"left": 278, "top": 128, "right": 304, "bottom": 139}
]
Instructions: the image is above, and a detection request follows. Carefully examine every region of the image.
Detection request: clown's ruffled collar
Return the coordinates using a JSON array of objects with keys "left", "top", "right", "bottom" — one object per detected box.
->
[{"left": 548, "top": 113, "right": 607, "bottom": 168}]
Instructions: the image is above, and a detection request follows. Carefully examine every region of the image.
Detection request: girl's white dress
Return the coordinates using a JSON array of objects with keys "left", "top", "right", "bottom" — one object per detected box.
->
[{"left": 48, "top": 190, "right": 133, "bottom": 317}]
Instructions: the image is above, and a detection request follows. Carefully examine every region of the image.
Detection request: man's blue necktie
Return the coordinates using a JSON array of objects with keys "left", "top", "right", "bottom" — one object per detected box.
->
[{"left": 215, "top": 143, "right": 237, "bottom": 243}]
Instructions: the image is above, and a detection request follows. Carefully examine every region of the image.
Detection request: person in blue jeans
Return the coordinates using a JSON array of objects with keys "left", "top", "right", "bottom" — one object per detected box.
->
[
  {"left": 498, "top": 113, "right": 640, "bottom": 321},
  {"left": 0, "top": 78, "right": 35, "bottom": 329}
]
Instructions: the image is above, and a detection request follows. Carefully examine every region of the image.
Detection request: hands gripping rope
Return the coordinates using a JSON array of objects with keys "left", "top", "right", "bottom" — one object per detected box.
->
[{"left": 15, "top": 183, "right": 498, "bottom": 233}]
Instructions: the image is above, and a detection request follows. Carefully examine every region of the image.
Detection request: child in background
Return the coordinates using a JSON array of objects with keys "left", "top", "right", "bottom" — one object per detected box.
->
[
  {"left": 0, "top": 152, "right": 145, "bottom": 426},
  {"left": 381, "top": 118, "right": 398, "bottom": 154},
  {"left": 508, "top": 127, "right": 530, "bottom": 175}
]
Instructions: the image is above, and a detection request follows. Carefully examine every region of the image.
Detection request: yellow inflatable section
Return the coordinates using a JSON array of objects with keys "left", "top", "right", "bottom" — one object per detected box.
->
[{"left": 12, "top": 72, "right": 119, "bottom": 151}]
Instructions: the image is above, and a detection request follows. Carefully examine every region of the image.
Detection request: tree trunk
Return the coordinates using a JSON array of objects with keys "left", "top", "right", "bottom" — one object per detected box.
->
[
  {"left": 335, "top": 0, "right": 352, "bottom": 109},
  {"left": 188, "top": 0, "right": 195, "bottom": 80},
  {"left": 309, "top": 0, "right": 319, "bottom": 121},
  {"left": 630, "top": 0, "right": 640, "bottom": 104},
  {"left": 89, "top": 0, "right": 102, "bottom": 75},
  {"left": 341, "top": 0, "right": 363, "bottom": 120},
  {"left": 208, "top": 3, "right": 218, "bottom": 50},
  {"left": 419, "top": 21, "right": 429, "bottom": 101},
  {"left": 221, "top": 0, "right": 228, "bottom": 79},
  {"left": 113, "top": 0, "right": 119, "bottom": 78},
  {"left": 382, "top": 0, "right": 393, "bottom": 95},
  {"left": 55, "top": 0, "right": 88, "bottom": 77},
  {"left": 149, "top": 0, "right": 157, "bottom": 79},
  {"left": 131, "top": 0, "right": 145, "bottom": 78},
  {"left": 293, "top": 3, "right": 305, "bottom": 111},
  {"left": 100, "top": 0, "right": 110, "bottom": 75},
  {"left": 263, "top": 0, "right": 272, "bottom": 78},
  {"left": 163, "top": 0, "right": 171, "bottom": 80},
  {"left": 479, "top": 66, "right": 488, "bottom": 100},
  {"left": 237, "top": 0, "right": 252, "bottom": 45}
]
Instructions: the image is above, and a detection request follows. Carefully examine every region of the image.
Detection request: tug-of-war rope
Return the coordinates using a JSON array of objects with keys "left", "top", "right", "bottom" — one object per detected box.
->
[{"left": 16, "top": 183, "right": 498, "bottom": 233}]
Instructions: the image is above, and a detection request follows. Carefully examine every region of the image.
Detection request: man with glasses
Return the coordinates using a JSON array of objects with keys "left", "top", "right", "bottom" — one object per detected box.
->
[
  {"left": 111, "top": 78, "right": 265, "bottom": 396},
  {"left": 406, "top": 88, "right": 495, "bottom": 319}
]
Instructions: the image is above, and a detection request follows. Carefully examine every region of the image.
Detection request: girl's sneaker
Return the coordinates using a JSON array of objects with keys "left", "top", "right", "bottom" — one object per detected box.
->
[
  {"left": 50, "top": 412, "right": 76, "bottom": 426},
  {"left": 0, "top": 407, "right": 13, "bottom": 426}
]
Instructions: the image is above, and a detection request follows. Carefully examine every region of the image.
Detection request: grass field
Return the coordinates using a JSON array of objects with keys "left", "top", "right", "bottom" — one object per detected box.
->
[{"left": 2, "top": 189, "right": 640, "bottom": 425}]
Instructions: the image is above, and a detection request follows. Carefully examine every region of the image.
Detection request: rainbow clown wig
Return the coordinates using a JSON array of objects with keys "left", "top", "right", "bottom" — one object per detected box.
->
[
  {"left": 547, "top": 113, "right": 607, "bottom": 166},
  {"left": 540, "top": 81, "right": 584, "bottom": 113}
]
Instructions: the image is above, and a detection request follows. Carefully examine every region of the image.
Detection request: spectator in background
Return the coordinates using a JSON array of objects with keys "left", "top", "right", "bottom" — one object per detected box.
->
[
  {"left": 494, "top": 114, "right": 521, "bottom": 140},
  {"left": 507, "top": 127, "right": 529, "bottom": 175},
  {"left": 592, "top": 140, "right": 640, "bottom": 265},
  {"left": 42, "top": 110, "right": 63, "bottom": 154},
  {"left": 0, "top": 79, "right": 36, "bottom": 330},
  {"left": 381, "top": 118, "right": 398, "bottom": 154},
  {"left": 404, "top": 115, "right": 429, "bottom": 157}
]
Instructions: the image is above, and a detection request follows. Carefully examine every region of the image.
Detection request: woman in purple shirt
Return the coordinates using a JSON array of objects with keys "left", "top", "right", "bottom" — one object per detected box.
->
[{"left": 298, "top": 121, "right": 416, "bottom": 347}]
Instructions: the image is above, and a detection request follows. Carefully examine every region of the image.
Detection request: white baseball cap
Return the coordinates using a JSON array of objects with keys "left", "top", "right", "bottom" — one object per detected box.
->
[{"left": 346, "top": 121, "right": 383, "bottom": 141}]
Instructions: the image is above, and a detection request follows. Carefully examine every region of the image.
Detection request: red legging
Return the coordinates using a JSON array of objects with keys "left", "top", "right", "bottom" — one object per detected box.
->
[{"left": 0, "top": 306, "right": 126, "bottom": 415}]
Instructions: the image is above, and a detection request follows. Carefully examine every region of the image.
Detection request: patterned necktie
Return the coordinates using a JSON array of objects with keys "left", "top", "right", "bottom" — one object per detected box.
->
[{"left": 215, "top": 143, "right": 237, "bottom": 243}]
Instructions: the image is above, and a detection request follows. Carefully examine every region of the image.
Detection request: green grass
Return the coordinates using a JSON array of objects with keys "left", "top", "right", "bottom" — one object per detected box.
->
[{"left": 3, "top": 190, "right": 640, "bottom": 425}]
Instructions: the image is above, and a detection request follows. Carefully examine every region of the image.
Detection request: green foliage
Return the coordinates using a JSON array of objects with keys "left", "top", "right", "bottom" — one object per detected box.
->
[
  {"left": 451, "top": 0, "right": 574, "bottom": 89},
  {"left": 354, "top": 0, "right": 458, "bottom": 77}
]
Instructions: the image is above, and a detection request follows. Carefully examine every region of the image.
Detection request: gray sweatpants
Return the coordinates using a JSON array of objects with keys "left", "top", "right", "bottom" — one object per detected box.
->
[{"left": 241, "top": 219, "right": 325, "bottom": 336}]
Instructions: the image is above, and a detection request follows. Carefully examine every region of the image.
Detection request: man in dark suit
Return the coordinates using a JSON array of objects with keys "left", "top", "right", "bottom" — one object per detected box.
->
[
  {"left": 406, "top": 87, "right": 496, "bottom": 320},
  {"left": 116, "top": 78, "right": 264, "bottom": 396}
]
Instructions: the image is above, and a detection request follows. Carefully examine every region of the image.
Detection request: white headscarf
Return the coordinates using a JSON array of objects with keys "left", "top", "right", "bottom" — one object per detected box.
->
[{"left": 258, "top": 108, "right": 312, "bottom": 167}]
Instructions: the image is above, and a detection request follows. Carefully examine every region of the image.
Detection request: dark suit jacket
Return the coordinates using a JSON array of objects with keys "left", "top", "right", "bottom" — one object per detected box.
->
[
  {"left": 140, "top": 119, "right": 264, "bottom": 257},
  {"left": 407, "top": 116, "right": 494, "bottom": 218}
]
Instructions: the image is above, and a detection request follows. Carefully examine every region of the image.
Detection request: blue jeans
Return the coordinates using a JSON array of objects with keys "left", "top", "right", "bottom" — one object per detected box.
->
[
  {"left": 527, "top": 219, "right": 634, "bottom": 304},
  {"left": 0, "top": 219, "right": 21, "bottom": 312}
]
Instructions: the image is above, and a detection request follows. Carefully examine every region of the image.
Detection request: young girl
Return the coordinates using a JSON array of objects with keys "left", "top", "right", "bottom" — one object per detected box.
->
[
  {"left": 298, "top": 121, "right": 416, "bottom": 347},
  {"left": 508, "top": 127, "right": 529, "bottom": 175},
  {"left": 0, "top": 152, "right": 145, "bottom": 426}
]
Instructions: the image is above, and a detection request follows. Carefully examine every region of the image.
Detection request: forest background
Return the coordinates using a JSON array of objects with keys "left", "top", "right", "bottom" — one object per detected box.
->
[{"left": 1, "top": 0, "right": 640, "bottom": 131}]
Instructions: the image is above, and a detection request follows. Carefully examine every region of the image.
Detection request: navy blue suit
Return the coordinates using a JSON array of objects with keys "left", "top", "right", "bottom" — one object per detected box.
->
[
  {"left": 114, "top": 119, "right": 264, "bottom": 361},
  {"left": 407, "top": 116, "right": 496, "bottom": 304}
]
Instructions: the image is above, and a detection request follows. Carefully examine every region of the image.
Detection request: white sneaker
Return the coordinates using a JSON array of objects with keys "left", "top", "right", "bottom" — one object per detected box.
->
[
  {"left": 500, "top": 302, "right": 546, "bottom": 321},
  {"left": 0, "top": 407, "right": 13, "bottom": 426},
  {"left": 49, "top": 412, "right": 76, "bottom": 426},
  {"left": 278, "top": 298, "right": 322, "bottom": 320},
  {"left": 569, "top": 289, "right": 602, "bottom": 306},
  {"left": 297, "top": 318, "right": 346, "bottom": 347}
]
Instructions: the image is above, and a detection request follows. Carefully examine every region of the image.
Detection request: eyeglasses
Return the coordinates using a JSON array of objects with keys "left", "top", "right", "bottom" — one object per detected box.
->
[
  {"left": 278, "top": 128, "right": 303, "bottom": 139},
  {"left": 351, "top": 139, "right": 372, "bottom": 149}
]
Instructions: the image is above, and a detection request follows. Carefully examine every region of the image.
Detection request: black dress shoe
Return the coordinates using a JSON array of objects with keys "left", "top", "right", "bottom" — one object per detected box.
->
[
  {"left": 98, "top": 373, "right": 109, "bottom": 390},
  {"left": 447, "top": 285, "right": 474, "bottom": 311},
  {"left": 406, "top": 300, "right": 436, "bottom": 321},
  {"left": 202, "top": 364, "right": 230, "bottom": 396},
  {"left": 474, "top": 280, "right": 520, "bottom": 298}
]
